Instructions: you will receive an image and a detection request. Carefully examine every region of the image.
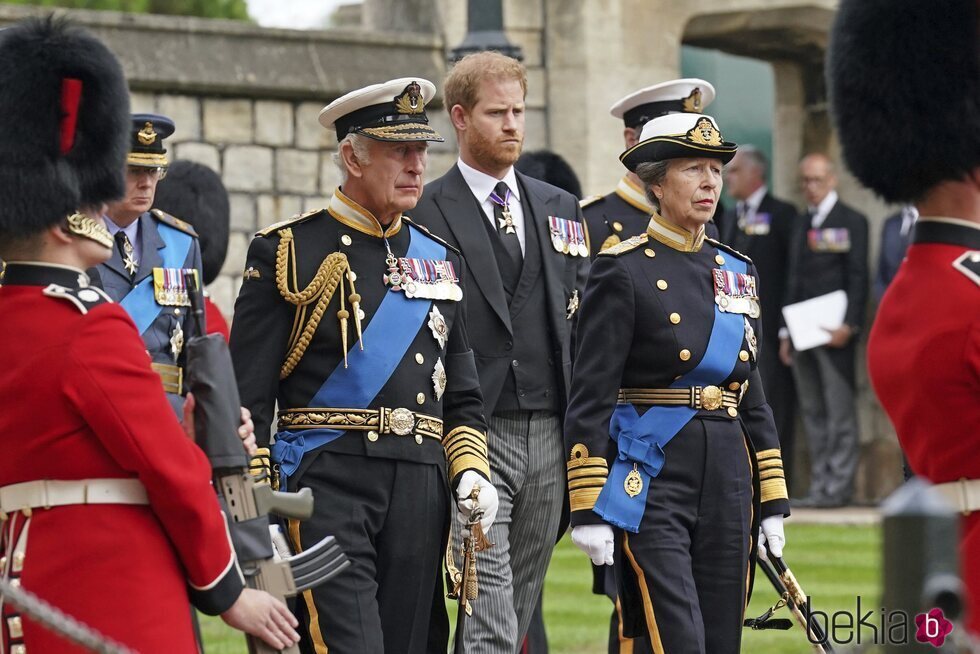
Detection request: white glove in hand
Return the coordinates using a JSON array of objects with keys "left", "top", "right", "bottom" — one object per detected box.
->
[
  {"left": 455, "top": 471, "right": 499, "bottom": 532},
  {"left": 758, "top": 515, "right": 786, "bottom": 559},
  {"left": 571, "top": 524, "right": 615, "bottom": 566}
]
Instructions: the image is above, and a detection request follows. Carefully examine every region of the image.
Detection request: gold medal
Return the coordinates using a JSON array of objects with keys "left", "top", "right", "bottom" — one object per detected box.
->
[{"left": 624, "top": 464, "right": 643, "bottom": 498}]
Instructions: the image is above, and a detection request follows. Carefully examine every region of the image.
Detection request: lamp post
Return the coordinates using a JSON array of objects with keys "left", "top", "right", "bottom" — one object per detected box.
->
[{"left": 448, "top": 0, "right": 523, "bottom": 63}]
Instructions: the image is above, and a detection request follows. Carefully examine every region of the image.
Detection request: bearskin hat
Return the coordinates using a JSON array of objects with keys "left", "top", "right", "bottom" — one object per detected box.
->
[
  {"left": 153, "top": 160, "right": 230, "bottom": 284},
  {"left": 828, "top": 0, "right": 979, "bottom": 203},
  {"left": 0, "top": 17, "right": 130, "bottom": 238},
  {"left": 515, "top": 150, "right": 583, "bottom": 199}
]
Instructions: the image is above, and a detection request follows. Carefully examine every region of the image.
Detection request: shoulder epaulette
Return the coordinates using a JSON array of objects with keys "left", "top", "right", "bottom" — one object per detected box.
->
[
  {"left": 579, "top": 195, "right": 604, "bottom": 209},
  {"left": 403, "top": 216, "right": 461, "bottom": 256},
  {"left": 953, "top": 251, "right": 980, "bottom": 288},
  {"left": 705, "top": 237, "right": 753, "bottom": 266},
  {"left": 42, "top": 284, "right": 112, "bottom": 314},
  {"left": 255, "top": 208, "right": 326, "bottom": 238},
  {"left": 150, "top": 208, "right": 198, "bottom": 237},
  {"left": 598, "top": 233, "right": 648, "bottom": 257}
]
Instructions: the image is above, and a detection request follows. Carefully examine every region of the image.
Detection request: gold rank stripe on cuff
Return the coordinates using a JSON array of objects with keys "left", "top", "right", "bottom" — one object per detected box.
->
[
  {"left": 443, "top": 426, "right": 490, "bottom": 480},
  {"left": 567, "top": 443, "right": 609, "bottom": 512},
  {"left": 756, "top": 448, "right": 789, "bottom": 502}
]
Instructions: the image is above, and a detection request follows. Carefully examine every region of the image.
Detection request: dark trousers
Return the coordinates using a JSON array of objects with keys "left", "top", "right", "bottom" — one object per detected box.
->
[
  {"left": 289, "top": 451, "right": 449, "bottom": 654},
  {"left": 616, "top": 418, "right": 753, "bottom": 654}
]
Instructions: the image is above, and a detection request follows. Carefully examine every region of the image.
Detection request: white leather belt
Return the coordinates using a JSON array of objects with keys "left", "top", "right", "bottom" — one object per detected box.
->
[
  {"left": 0, "top": 479, "right": 149, "bottom": 517},
  {"left": 933, "top": 479, "right": 980, "bottom": 516}
]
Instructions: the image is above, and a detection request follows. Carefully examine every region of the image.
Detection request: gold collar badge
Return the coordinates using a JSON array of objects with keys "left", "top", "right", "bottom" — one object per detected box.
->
[
  {"left": 682, "top": 88, "right": 703, "bottom": 113},
  {"left": 687, "top": 117, "right": 723, "bottom": 146},
  {"left": 137, "top": 121, "right": 158, "bottom": 146},
  {"left": 394, "top": 81, "right": 425, "bottom": 115}
]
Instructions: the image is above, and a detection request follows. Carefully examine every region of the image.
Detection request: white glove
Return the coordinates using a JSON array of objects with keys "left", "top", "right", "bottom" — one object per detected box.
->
[
  {"left": 571, "top": 524, "right": 615, "bottom": 566},
  {"left": 758, "top": 515, "right": 786, "bottom": 559},
  {"left": 455, "top": 471, "right": 499, "bottom": 532}
]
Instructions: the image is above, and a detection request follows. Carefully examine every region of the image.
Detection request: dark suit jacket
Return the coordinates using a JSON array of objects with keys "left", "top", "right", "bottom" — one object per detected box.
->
[
  {"left": 874, "top": 211, "right": 911, "bottom": 302},
  {"left": 411, "top": 165, "right": 590, "bottom": 419},
  {"left": 718, "top": 191, "right": 796, "bottom": 352}
]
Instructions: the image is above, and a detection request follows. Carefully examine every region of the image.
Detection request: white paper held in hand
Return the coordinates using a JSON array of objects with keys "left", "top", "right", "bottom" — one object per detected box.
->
[{"left": 781, "top": 290, "right": 848, "bottom": 351}]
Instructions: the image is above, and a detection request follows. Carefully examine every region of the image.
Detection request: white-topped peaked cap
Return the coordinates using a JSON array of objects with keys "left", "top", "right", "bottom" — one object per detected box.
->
[
  {"left": 318, "top": 77, "right": 444, "bottom": 143},
  {"left": 610, "top": 78, "right": 716, "bottom": 129},
  {"left": 619, "top": 112, "right": 737, "bottom": 172}
]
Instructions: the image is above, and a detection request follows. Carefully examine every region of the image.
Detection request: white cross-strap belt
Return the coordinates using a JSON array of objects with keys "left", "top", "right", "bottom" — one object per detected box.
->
[
  {"left": 0, "top": 479, "right": 149, "bottom": 518},
  {"left": 933, "top": 479, "right": 980, "bottom": 516}
]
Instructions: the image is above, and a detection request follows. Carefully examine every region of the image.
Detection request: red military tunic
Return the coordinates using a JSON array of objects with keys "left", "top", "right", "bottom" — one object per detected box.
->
[
  {"left": 0, "top": 262, "right": 244, "bottom": 653},
  {"left": 867, "top": 218, "right": 980, "bottom": 633}
]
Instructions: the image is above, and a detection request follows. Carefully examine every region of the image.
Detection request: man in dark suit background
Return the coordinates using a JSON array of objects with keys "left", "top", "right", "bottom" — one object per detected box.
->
[
  {"left": 412, "top": 51, "right": 590, "bottom": 654},
  {"left": 780, "top": 153, "right": 869, "bottom": 507},
  {"left": 874, "top": 204, "right": 917, "bottom": 302},
  {"left": 720, "top": 145, "right": 798, "bottom": 485}
]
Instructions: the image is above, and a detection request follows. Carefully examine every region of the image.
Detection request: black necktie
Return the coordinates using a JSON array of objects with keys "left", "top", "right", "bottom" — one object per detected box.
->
[
  {"left": 492, "top": 181, "right": 523, "bottom": 264},
  {"left": 115, "top": 230, "right": 138, "bottom": 280}
]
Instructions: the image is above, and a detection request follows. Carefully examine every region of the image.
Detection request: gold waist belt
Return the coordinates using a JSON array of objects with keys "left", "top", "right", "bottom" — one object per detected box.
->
[
  {"left": 278, "top": 407, "right": 443, "bottom": 442},
  {"left": 618, "top": 386, "right": 742, "bottom": 412},
  {"left": 151, "top": 362, "right": 183, "bottom": 395}
]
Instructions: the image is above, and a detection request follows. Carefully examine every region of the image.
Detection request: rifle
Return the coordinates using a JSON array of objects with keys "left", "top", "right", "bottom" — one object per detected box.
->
[
  {"left": 744, "top": 546, "right": 835, "bottom": 653},
  {"left": 182, "top": 273, "right": 349, "bottom": 654},
  {"left": 446, "top": 487, "right": 493, "bottom": 654}
]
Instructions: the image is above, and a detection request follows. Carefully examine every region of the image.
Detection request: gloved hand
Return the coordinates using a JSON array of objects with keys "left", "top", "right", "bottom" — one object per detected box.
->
[
  {"left": 571, "top": 524, "right": 615, "bottom": 566},
  {"left": 758, "top": 515, "right": 786, "bottom": 559},
  {"left": 455, "top": 471, "right": 499, "bottom": 532}
]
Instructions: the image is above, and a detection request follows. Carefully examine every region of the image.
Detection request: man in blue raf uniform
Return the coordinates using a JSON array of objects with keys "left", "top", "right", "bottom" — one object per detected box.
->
[
  {"left": 582, "top": 79, "right": 720, "bottom": 258},
  {"left": 94, "top": 113, "right": 205, "bottom": 417},
  {"left": 565, "top": 112, "right": 790, "bottom": 654},
  {"left": 229, "top": 77, "right": 499, "bottom": 654}
]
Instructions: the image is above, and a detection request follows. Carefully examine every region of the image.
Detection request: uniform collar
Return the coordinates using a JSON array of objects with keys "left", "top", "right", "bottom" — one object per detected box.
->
[
  {"left": 646, "top": 212, "right": 706, "bottom": 252},
  {"left": 1, "top": 261, "right": 90, "bottom": 288},
  {"left": 327, "top": 188, "right": 403, "bottom": 238},
  {"left": 745, "top": 185, "right": 767, "bottom": 213},
  {"left": 912, "top": 217, "right": 980, "bottom": 249},
  {"left": 615, "top": 176, "right": 655, "bottom": 214}
]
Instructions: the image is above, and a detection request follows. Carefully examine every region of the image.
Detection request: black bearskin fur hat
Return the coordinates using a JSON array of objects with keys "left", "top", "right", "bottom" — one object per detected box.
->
[
  {"left": 153, "top": 160, "right": 230, "bottom": 284},
  {"left": 828, "top": 0, "right": 979, "bottom": 203},
  {"left": 515, "top": 150, "right": 583, "bottom": 199},
  {"left": 0, "top": 17, "right": 130, "bottom": 238}
]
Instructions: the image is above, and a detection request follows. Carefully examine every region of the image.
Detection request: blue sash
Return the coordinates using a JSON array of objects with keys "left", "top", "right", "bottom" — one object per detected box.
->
[
  {"left": 119, "top": 222, "right": 193, "bottom": 335},
  {"left": 593, "top": 254, "right": 747, "bottom": 532},
  {"left": 272, "top": 225, "right": 444, "bottom": 489}
]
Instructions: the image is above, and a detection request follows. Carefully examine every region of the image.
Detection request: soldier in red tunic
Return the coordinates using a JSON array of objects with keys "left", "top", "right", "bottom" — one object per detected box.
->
[
  {"left": 829, "top": 0, "right": 980, "bottom": 635},
  {"left": 0, "top": 18, "right": 298, "bottom": 652}
]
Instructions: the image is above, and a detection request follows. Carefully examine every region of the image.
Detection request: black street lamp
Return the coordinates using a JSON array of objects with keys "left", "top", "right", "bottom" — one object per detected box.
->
[{"left": 448, "top": 0, "right": 523, "bottom": 63}]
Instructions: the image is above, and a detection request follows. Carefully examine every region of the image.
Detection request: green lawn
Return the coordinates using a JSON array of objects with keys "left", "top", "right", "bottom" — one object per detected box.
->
[{"left": 200, "top": 522, "right": 880, "bottom": 653}]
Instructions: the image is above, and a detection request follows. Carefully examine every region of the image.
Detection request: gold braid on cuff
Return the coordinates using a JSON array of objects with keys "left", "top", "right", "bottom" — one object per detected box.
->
[
  {"left": 567, "top": 443, "right": 608, "bottom": 512},
  {"left": 756, "top": 448, "right": 789, "bottom": 503},
  {"left": 443, "top": 426, "right": 490, "bottom": 480}
]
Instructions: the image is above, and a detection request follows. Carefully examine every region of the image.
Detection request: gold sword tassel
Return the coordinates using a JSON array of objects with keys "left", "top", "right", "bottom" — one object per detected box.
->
[
  {"left": 337, "top": 275, "right": 350, "bottom": 369},
  {"left": 347, "top": 268, "right": 364, "bottom": 350}
]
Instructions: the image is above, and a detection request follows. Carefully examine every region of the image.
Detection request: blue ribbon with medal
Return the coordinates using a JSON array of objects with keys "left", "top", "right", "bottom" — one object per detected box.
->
[{"left": 119, "top": 222, "right": 193, "bottom": 335}]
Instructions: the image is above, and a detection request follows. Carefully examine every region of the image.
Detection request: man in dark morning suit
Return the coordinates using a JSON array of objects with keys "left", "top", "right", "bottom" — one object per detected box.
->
[
  {"left": 719, "top": 145, "right": 798, "bottom": 488},
  {"left": 229, "top": 78, "right": 499, "bottom": 654},
  {"left": 412, "top": 52, "right": 590, "bottom": 654},
  {"left": 582, "top": 79, "right": 720, "bottom": 259},
  {"left": 779, "top": 153, "right": 869, "bottom": 508},
  {"left": 94, "top": 114, "right": 205, "bottom": 417},
  {"left": 873, "top": 204, "right": 917, "bottom": 302}
]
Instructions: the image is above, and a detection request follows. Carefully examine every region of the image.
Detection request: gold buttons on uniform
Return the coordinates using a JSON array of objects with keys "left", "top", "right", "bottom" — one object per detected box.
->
[
  {"left": 613, "top": 221, "right": 624, "bottom": 232},
  {"left": 341, "top": 234, "right": 352, "bottom": 246},
  {"left": 417, "top": 393, "right": 425, "bottom": 405},
  {"left": 669, "top": 313, "right": 681, "bottom": 324},
  {"left": 657, "top": 279, "right": 668, "bottom": 290},
  {"left": 12, "top": 644, "right": 25, "bottom": 654},
  {"left": 644, "top": 248, "right": 656, "bottom": 258},
  {"left": 415, "top": 434, "right": 423, "bottom": 444},
  {"left": 679, "top": 349, "right": 691, "bottom": 361},
  {"left": 739, "top": 350, "right": 749, "bottom": 362},
  {"left": 729, "top": 382, "right": 740, "bottom": 391},
  {"left": 367, "top": 430, "right": 379, "bottom": 442},
  {"left": 715, "top": 254, "right": 725, "bottom": 265},
  {"left": 415, "top": 353, "right": 424, "bottom": 365},
  {"left": 13, "top": 552, "right": 24, "bottom": 571},
  {"left": 174, "top": 308, "right": 181, "bottom": 316},
  {"left": 8, "top": 615, "right": 22, "bottom": 638},
  {"left": 727, "top": 407, "right": 738, "bottom": 418}
]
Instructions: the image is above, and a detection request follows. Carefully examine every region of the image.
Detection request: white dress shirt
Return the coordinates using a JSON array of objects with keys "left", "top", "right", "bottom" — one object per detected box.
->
[
  {"left": 808, "top": 190, "right": 839, "bottom": 229},
  {"left": 457, "top": 158, "right": 526, "bottom": 255},
  {"left": 104, "top": 215, "right": 143, "bottom": 263}
]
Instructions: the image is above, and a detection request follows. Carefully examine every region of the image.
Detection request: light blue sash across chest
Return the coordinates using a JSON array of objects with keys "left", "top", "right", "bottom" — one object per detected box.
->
[{"left": 118, "top": 222, "right": 192, "bottom": 335}]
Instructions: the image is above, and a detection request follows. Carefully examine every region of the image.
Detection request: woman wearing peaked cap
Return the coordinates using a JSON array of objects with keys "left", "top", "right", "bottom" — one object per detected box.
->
[
  {"left": 829, "top": 0, "right": 980, "bottom": 636},
  {"left": 563, "top": 111, "right": 790, "bottom": 654},
  {"left": 0, "top": 17, "right": 298, "bottom": 653}
]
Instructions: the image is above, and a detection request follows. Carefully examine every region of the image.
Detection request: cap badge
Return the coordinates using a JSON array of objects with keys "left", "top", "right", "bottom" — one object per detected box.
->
[
  {"left": 394, "top": 81, "right": 425, "bottom": 115},
  {"left": 682, "top": 88, "right": 703, "bottom": 113},
  {"left": 137, "top": 121, "right": 158, "bottom": 146},
  {"left": 687, "top": 117, "right": 722, "bottom": 146}
]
